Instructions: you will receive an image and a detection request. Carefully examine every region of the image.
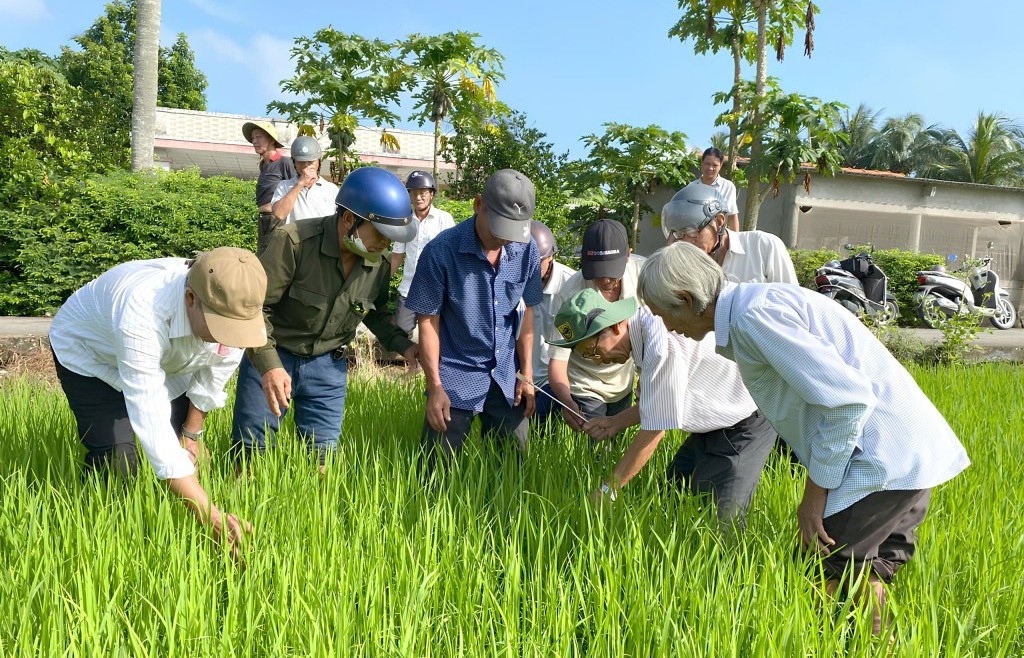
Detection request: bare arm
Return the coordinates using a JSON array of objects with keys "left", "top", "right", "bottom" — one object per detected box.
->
[
  {"left": 515, "top": 305, "right": 535, "bottom": 417},
  {"left": 418, "top": 314, "right": 450, "bottom": 432},
  {"left": 166, "top": 474, "right": 252, "bottom": 562},
  {"left": 547, "top": 357, "right": 585, "bottom": 431}
]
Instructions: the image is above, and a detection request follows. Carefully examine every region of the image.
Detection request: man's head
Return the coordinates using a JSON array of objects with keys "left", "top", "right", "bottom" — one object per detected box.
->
[
  {"left": 336, "top": 166, "right": 417, "bottom": 262},
  {"left": 185, "top": 247, "right": 268, "bottom": 348},
  {"left": 700, "top": 147, "right": 725, "bottom": 184},
  {"left": 289, "top": 136, "right": 322, "bottom": 179},
  {"left": 548, "top": 288, "right": 636, "bottom": 364},
  {"left": 530, "top": 221, "right": 557, "bottom": 284},
  {"left": 581, "top": 220, "right": 629, "bottom": 300},
  {"left": 406, "top": 170, "right": 437, "bottom": 218},
  {"left": 661, "top": 187, "right": 727, "bottom": 254},
  {"left": 242, "top": 121, "right": 283, "bottom": 156},
  {"left": 637, "top": 242, "right": 724, "bottom": 340},
  {"left": 474, "top": 169, "right": 535, "bottom": 247}
]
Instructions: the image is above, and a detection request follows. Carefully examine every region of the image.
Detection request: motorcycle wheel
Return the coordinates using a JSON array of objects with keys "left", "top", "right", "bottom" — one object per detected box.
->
[
  {"left": 917, "top": 295, "right": 948, "bottom": 329},
  {"left": 876, "top": 300, "right": 899, "bottom": 326},
  {"left": 990, "top": 298, "right": 1018, "bottom": 330}
]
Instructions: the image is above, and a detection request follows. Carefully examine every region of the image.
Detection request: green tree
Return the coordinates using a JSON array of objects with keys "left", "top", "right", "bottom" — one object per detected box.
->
[
  {"left": 838, "top": 103, "right": 881, "bottom": 169},
  {"left": 669, "top": 0, "right": 817, "bottom": 180},
  {"left": 715, "top": 78, "right": 845, "bottom": 229},
  {"left": 401, "top": 31, "right": 505, "bottom": 181},
  {"left": 922, "top": 112, "right": 1024, "bottom": 186},
  {"left": 444, "top": 111, "right": 571, "bottom": 244},
  {"left": 870, "top": 113, "right": 932, "bottom": 175},
  {"left": 159, "top": 33, "right": 207, "bottom": 111},
  {"left": 130, "top": 0, "right": 160, "bottom": 172},
  {"left": 577, "top": 123, "right": 695, "bottom": 249},
  {"left": 268, "top": 29, "right": 406, "bottom": 179}
]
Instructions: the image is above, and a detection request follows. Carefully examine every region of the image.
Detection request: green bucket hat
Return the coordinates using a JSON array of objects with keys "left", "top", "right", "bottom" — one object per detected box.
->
[{"left": 548, "top": 288, "right": 638, "bottom": 347}]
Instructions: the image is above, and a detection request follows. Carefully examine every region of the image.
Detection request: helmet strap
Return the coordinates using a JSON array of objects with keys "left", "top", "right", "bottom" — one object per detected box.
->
[{"left": 709, "top": 220, "right": 728, "bottom": 266}]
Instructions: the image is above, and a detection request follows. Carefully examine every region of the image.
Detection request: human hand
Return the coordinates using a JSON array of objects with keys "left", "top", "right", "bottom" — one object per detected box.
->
[
  {"left": 515, "top": 376, "right": 536, "bottom": 418},
  {"left": 425, "top": 385, "right": 451, "bottom": 432},
  {"left": 797, "top": 478, "right": 835, "bottom": 555},
  {"left": 300, "top": 165, "right": 318, "bottom": 188},
  {"left": 583, "top": 415, "right": 623, "bottom": 441},
  {"left": 261, "top": 368, "right": 292, "bottom": 417},
  {"left": 180, "top": 436, "right": 210, "bottom": 469},
  {"left": 561, "top": 399, "right": 587, "bottom": 432},
  {"left": 403, "top": 344, "right": 421, "bottom": 372},
  {"left": 212, "top": 510, "right": 253, "bottom": 564}
]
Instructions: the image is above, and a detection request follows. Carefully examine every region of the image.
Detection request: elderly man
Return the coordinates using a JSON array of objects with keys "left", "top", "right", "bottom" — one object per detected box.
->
[
  {"left": 662, "top": 186, "right": 797, "bottom": 284},
  {"left": 637, "top": 241, "right": 970, "bottom": 634},
  {"left": 270, "top": 135, "right": 340, "bottom": 226},
  {"left": 243, "top": 120, "right": 296, "bottom": 254},
  {"left": 406, "top": 169, "right": 542, "bottom": 469},
  {"left": 528, "top": 220, "right": 576, "bottom": 423},
  {"left": 390, "top": 170, "right": 456, "bottom": 337},
  {"left": 49, "top": 247, "right": 268, "bottom": 558},
  {"left": 547, "top": 220, "right": 644, "bottom": 431},
  {"left": 549, "top": 288, "right": 776, "bottom": 526},
  {"left": 232, "top": 167, "right": 419, "bottom": 468}
]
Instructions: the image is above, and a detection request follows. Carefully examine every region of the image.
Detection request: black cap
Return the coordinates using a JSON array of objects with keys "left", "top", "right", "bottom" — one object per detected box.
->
[{"left": 581, "top": 220, "right": 628, "bottom": 280}]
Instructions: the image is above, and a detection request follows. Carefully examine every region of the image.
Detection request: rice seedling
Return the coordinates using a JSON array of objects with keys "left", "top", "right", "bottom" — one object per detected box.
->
[{"left": 0, "top": 363, "right": 1020, "bottom": 656}]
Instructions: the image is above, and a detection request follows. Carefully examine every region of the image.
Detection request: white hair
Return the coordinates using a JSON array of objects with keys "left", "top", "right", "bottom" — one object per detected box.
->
[{"left": 637, "top": 242, "right": 725, "bottom": 315}]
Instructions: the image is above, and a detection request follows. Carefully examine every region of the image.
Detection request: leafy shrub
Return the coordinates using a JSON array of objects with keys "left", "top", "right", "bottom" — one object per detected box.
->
[
  {"left": 789, "top": 247, "right": 840, "bottom": 289},
  {"left": 0, "top": 168, "right": 254, "bottom": 315}
]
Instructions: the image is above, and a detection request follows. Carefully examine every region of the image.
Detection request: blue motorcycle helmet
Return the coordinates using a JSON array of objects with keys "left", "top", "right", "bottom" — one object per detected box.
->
[{"left": 335, "top": 167, "right": 417, "bottom": 243}]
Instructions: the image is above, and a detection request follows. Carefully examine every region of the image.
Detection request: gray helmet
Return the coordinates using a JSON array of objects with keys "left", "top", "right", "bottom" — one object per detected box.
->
[
  {"left": 661, "top": 187, "right": 724, "bottom": 239},
  {"left": 529, "top": 221, "right": 556, "bottom": 259},
  {"left": 290, "top": 135, "right": 322, "bottom": 162},
  {"left": 405, "top": 170, "right": 436, "bottom": 191}
]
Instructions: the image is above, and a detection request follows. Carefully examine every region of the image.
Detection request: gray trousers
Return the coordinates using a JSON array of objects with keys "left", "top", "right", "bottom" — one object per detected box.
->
[
  {"left": 393, "top": 294, "right": 416, "bottom": 335},
  {"left": 666, "top": 410, "right": 776, "bottom": 527}
]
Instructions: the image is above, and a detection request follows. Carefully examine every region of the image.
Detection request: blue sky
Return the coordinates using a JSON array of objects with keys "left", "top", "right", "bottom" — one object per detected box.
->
[{"left": 4, "top": 0, "right": 1023, "bottom": 159}]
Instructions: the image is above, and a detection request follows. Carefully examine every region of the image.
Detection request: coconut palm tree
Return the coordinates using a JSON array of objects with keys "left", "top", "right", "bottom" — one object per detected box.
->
[
  {"left": 869, "top": 113, "right": 933, "bottom": 175},
  {"left": 130, "top": 0, "right": 160, "bottom": 171},
  {"left": 838, "top": 103, "right": 881, "bottom": 169},
  {"left": 922, "top": 112, "right": 1024, "bottom": 186}
]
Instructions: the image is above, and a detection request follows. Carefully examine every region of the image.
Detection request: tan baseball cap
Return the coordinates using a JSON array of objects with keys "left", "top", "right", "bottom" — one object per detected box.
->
[
  {"left": 242, "top": 120, "right": 283, "bottom": 148},
  {"left": 187, "top": 247, "right": 268, "bottom": 348}
]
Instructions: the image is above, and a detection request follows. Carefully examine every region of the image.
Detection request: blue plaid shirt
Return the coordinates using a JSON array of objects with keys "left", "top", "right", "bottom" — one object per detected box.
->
[{"left": 405, "top": 216, "right": 543, "bottom": 411}]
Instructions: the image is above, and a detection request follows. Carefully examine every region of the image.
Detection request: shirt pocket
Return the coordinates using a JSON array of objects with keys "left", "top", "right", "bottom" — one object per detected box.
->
[
  {"left": 338, "top": 298, "right": 376, "bottom": 334},
  {"left": 288, "top": 284, "right": 330, "bottom": 311}
]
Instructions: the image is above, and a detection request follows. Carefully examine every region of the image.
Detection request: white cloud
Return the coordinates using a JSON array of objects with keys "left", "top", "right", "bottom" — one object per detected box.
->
[
  {"left": 0, "top": 0, "right": 51, "bottom": 21},
  {"left": 250, "top": 34, "right": 298, "bottom": 101},
  {"left": 186, "top": 0, "right": 243, "bottom": 24},
  {"left": 192, "top": 28, "right": 247, "bottom": 64}
]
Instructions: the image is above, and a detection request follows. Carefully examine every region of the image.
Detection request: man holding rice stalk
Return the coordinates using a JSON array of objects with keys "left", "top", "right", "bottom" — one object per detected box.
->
[
  {"left": 49, "top": 247, "right": 269, "bottom": 559},
  {"left": 636, "top": 241, "right": 970, "bottom": 635},
  {"left": 549, "top": 288, "right": 776, "bottom": 528}
]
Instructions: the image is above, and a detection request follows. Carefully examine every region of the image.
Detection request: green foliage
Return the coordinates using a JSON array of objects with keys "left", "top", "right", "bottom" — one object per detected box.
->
[
  {"left": 268, "top": 30, "right": 406, "bottom": 178},
  {"left": 927, "top": 312, "right": 986, "bottom": 367},
  {"left": 1, "top": 365, "right": 1023, "bottom": 654},
  {"left": 0, "top": 169, "right": 254, "bottom": 316},
  {"left": 788, "top": 247, "right": 839, "bottom": 289},
  {"left": 577, "top": 123, "right": 695, "bottom": 249},
  {"left": 158, "top": 33, "right": 208, "bottom": 112},
  {"left": 922, "top": 113, "right": 1024, "bottom": 186},
  {"left": 432, "top": 195, "right": 474, "bottom": 222},
  {"left": 444, "top": 111, "right": 572, "bottom": 247}
]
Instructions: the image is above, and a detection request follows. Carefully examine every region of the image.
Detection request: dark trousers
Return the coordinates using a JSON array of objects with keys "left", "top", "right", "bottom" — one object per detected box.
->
[
  {"left": 573, "top": 389, "right": 634, "bottom": 420},
  {"left": 420, "top": 379, "right": 528, "bottom": 472},
  {"left": 256, "top": 212, "right": 282, "bottom": 256},
  {"left": 666, "top": 410, "right": 776, "bottom": 526},
  {"left": 53, "top": 351, "right": 189, "bottom": 478}
]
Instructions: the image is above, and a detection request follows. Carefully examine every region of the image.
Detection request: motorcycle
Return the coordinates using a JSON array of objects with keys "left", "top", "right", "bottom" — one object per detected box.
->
[
  {"left": 913, "top": 244, "right": 1018, "bottom": 330},
  {"left": 814, "top": 244, "right": 899, "bottom": 325}
]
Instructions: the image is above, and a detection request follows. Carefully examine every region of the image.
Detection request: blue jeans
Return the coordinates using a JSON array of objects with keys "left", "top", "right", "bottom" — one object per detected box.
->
[{"left": 231, "top": 348, "right": 348, "bottom": 461}]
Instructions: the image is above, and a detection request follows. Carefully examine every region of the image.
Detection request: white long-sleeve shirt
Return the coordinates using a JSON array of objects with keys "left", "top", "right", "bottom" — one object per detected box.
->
[
  {"left": 713, "top": 281, "right": 969, "bottom": 516},
  {"left": 629, "top": 306, "right": 756, "bottom": 433},
  {"left": 49, "top": 258, "right": 243, "bottom": 480},
  {"left": 721, "top": 229, "right": 798, "bottom": 284}
]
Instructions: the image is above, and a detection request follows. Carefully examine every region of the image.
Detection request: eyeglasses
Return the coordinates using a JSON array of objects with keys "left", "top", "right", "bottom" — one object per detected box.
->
[
  {"left": 665, "top": 219, "right": 713, "bottom": 242},
  {"left": 574, "top": 334, "right": 603, "bottom": 362}
]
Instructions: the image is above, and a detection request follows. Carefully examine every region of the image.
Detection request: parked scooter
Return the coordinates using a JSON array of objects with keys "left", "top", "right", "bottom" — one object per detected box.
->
[
  {"left": 814, "top": 244, "right": 899, "bottom": 325},
  {"left": 913, "top": 243, "right": 1018, "bottom": 330}
]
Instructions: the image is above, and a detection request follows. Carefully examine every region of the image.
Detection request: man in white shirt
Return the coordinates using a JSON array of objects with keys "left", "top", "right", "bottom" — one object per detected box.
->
[
  {"left": 547, "top": 220, "right": 644, "bottom": 431},
  {"left": 527, "top": 220, "right": 576, "bottom": 423},
  {"left": 271, "top": 136, "right": 340, "bottom": 225},
  {"left": 681, "top": 148, "right": 740, "bottom": 231},
  {"left": 550, "top": 288, "right": 776, "bottom": 526},
  {"left": 663, "top": 186, "right": 798, "bottom": 284},
  {"left": 49, "top": 247, "right": 269, "bottom": 560},
  {"left": 390, "top": 170, "right": 456, "bottom": 336},
  {"left": 637, "top": 242, "right": 970, "bottom": 635}
]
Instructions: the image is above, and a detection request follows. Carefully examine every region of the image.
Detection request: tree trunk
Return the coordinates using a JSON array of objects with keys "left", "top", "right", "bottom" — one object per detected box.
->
[
  {"left": 743, "top": 1, "right": 770, "bottom": 231},
  {"left": 433, "top": 116, "right": 442, "bottom": 182},
  {"left": 725, "top": 28, "right": 742, "bottom": 180},
  {"left": 338, "top": 132, "right": 346, "bottom": 181},
  {"left": 630, "top": 196, "right": 641, "bottom": 251},
  {"left": 130, "top": 0, "right": 161, "bottom": 172}
]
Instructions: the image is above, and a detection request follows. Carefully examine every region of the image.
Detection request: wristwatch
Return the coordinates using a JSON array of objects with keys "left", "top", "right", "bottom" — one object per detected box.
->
[
  {"left": 600, "top": 481, "right": 617, "bottom": 502},
  {"left": 180, "top": 426, "right": 204, "bottom": 441}
]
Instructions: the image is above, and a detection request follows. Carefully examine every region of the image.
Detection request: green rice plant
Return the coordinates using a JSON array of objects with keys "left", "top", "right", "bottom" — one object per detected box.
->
[{"left": 0, "top": 364, "right": 1021, "bottom": 656}]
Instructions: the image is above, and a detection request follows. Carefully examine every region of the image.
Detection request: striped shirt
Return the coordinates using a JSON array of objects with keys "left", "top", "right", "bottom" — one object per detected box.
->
[
  {"left": 722, "top": 229, "right": 799, "bottom": 284},
  {"left": 629, "top": 306, "right": 756, "bottom": 433},
  {"left": 714, "top": 282, "right": 970, "bottom": 517},
  {"left": 49, "top": 258, "right": 243, "bottom": 481},
  {"left": 532, "top": 260, "right": 576, "bottom": 388}
]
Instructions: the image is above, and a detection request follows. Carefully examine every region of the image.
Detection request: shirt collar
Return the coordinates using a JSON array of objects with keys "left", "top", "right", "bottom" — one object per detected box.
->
[
  {"left": 701, "top": 176, "right": 722, "bottom": 188},
  {"left": 724, "top": 228, "right": 745, "bottom": 255},
  {"left": 458, "top": 215, "right": 499, "bottom": 262},
  {"left": 713, "top": 281, "right": 738, "bottom": 348},
  {"left": 267, "top": 151, "right": 282, "bottom": 163}
]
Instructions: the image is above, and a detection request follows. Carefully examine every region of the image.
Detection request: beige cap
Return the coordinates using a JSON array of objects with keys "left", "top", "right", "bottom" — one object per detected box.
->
[
  {"left": 242, "top": 120, "right": 283, "bottom": 148},
  {"left": 187, "top": 247, "right": 268, "bottom": 348}
]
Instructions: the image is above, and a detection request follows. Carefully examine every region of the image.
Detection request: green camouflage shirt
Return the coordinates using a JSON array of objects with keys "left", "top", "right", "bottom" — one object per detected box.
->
[{"left": 248, "top": 214, "right": 414, "bottom": 374}]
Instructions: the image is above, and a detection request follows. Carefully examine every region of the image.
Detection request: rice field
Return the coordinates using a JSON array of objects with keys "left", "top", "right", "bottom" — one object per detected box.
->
[{"left": 0, "top": 363, "right": 1021, "bottom": 657}]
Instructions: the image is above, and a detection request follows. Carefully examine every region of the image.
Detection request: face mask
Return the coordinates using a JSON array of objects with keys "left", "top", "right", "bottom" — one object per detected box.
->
[{"left": 343, "top": 234, "right": 383, "bottom": 264}]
